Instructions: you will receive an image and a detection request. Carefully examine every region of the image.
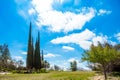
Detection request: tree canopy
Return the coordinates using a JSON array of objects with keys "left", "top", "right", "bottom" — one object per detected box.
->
[{"left": 82, "top": 42, "right": 120, "bottom": 80}]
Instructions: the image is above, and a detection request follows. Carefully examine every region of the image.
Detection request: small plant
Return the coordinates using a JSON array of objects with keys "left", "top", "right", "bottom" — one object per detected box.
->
[{"left": 40, "top": 68, "right": 47, "bottom": 73}]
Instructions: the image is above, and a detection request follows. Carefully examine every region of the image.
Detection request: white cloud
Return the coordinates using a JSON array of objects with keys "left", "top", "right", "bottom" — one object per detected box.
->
[
  {"left": 30, "top": 0, "right": 96, "bottom": 33},
  {"left": 109, "top": 41, "right": 117, "bottom": 46},
  {"left": 98, "top": 9, "right": 112, "bottom": 16},
  {"left": 28, "top": 8, "right": 36, "bottom": 15},
  {"left": 44, "top": 53, "right": 60, "bottom": 58},
  {"left": 51, "top": 29, "right": 109, "bottom": 49},
  {"left": 62, "top": 46, "right": 75, "bottom": 51},
  {"left": 13, "top": 56, "right": 23, "bottom": 61},
  {"left": 51, "top": 29, "right": 95, "bottom": 49},
  {"left": 21, "top": 51, "right": 27, "bottom": 55},
  {"left": 68, "top": 58, "right": 77, "bottom": 62},
  {"left": 18, "top": 10, "right": 28, "bottom": 19},
  {"left": 115, "top": 33, "right": 120, "bottom": 41},
  {"left": 92, "top": 35, "right": 108, "bottom": 46}
]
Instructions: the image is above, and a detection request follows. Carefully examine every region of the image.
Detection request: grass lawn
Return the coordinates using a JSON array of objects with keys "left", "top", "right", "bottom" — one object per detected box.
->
[{"left": 0, "top": 71, "right": 95, "bottom": 80}]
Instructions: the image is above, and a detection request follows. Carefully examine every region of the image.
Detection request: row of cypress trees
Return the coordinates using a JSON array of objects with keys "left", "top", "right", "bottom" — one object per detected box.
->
[{"left": 26, "top": 22, "right": 44, "bottom": 70}]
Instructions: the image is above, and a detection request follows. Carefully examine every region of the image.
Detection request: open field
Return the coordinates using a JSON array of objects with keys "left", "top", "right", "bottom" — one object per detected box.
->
[{"left": 0, "top": 71, "right": 95, "bottom": 80}]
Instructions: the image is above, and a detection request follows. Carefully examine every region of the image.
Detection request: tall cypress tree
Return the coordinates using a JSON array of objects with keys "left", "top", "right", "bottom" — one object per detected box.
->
[
  {"left": 31, "top": 37, "right": 34, "bottom": 68},
  {"left": 41, "top": 50, "right": 44, "bottom": 68},
  {"left": 41, "top": 50, "right": 44, "bottom": 61},
  {"left": 38, "top": 32, "right": 41, "bottom": 69},
  {"left": 34, "top": 39, "right": 38, "bottom": 69},
  {"left": 27, "top": 22, "right": 43, "bottom": 71},
  {"left": 34, "top": 33, "right": 41, "bottom": 70},
  {"left": 27, "top": 22, "right": 33, "bottom": 69}
]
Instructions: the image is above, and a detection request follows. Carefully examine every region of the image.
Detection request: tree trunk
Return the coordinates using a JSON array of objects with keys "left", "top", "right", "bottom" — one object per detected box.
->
[
  {"left": 103, "top": 69, "right": 107, "bottom": 80},
  {"left": 103, "top": 66, "right": 107, "bottom": 80}
]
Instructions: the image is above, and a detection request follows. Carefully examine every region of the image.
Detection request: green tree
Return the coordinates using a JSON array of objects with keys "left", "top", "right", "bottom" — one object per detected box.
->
[
  {"left": 27, "top": 22, "right": 34, "bottom": 69},
  {"left": 82, "top": 42, "right": 119, "bottom": 80},
  {"left": 70, "top": 60, "right": 77, "bottom": 71},
  {"left": 111, "top": 44, "right": 120, "bottom": 72},
  {"left": 31, "top": 37, "right": 34, "bottom": 68},
  {"left": 44, "top": 60, "right": 50, "bottom": 69},
  {"left": 41, "top": 50, "right": 44, "bottom": 62},
  {"left": 0, "top": 44, "right": 11, "bottom": 71},
  {"left": 41, "top": 50, "right": 44, "bottom": 68},
  {"left": 54, "top": 65, "right": 60, "bottom": 71},
  {"left": 34, "top": 32, "right": 41, "bottom": 70}
]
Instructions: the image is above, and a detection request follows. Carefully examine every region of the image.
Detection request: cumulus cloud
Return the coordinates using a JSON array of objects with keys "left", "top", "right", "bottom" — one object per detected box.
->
[
  {"left": 98, "top": 9, "right": 112, "bottom": 16},
  {"left": 51, "top": 29, "right": 95, "bottom": 49},
  {"left": 92, "top": 35, "right": 108, "bottom": 46},
  {"left": 51, "top": 29, "right": 108, "bottom": 49},
  {"left": 44, "top": 53, "right": 60, "bottom": 58},
  {"left": 62, "top": 46, "right": 75, "bottom": 51},
  {"left": 115, "top": 33, "right": 120, "bottom": 41},
  {"left": 29, "top": 0, "right": 96, "bottom": 33}
]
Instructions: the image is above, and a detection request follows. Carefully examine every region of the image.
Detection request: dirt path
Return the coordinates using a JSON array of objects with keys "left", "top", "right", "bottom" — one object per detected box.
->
[
  {"left": 90, "top": 75, "right": 119, "bottom": 80},
  {"left": 0, "top": 72, "right": 11, "bottom": 75}
]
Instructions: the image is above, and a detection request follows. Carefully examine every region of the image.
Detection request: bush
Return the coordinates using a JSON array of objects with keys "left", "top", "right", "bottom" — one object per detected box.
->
[
  {"left": 111, "top": 72, "right": 120, "bottom": 76},
  {"left": 40, "top": 68, "right": 47, "bottom": 73}
]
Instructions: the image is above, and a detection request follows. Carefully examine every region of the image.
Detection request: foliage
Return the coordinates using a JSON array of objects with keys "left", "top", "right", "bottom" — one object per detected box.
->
[
  {"left": 27, "top": 22, "right": 34, "bottom": 69},
  {"left": 111, "top": 44, "right": 120, "bottom": 72},
  {"left": 111, "top": 72, "right": 120, "bottom": 77},
  {"left": 70, "top": 60, "right": 77, "bottom": 71},
  {"left": 82, "top": 42, "right": 120, "bottom": 80},
  {"left": 40, "top": 68, "right": 47, "bottom": 73},
  {"left": 26, "top": 22, "right": 50, "bottom": 71},
  {"left": 0, "top": 44, "right": 13, "bottom": 71},
  {"left": 54, "top": 65, "right": 61, "bottom": 71}
]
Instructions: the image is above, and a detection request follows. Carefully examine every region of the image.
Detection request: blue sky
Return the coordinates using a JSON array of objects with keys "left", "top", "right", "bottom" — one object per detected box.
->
[{"left": 0, "top": 0, "right": 120, "bottom": 70}]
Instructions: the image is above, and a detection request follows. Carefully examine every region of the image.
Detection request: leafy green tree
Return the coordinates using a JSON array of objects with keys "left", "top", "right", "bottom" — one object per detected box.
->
[
  {"left": 44, "top": 60, "right": 50, "bottom": 69},
  {"left": 70, "top": 60, "right": 77, "bottom": 71},
  {"left": 54, "top": 65, "right": 60, "bottom": 71},
  {"left": 17, "top": 60, "right": 24, "bottom": 68},
  {"left": 82, "top": 42, "right": 119, "bottom": 80},
  {"left": 0, "top": 44, "right": 11, "bottom": 71}
]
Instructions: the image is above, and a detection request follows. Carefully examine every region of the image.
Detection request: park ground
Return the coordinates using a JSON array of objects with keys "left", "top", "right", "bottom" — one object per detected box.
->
[
  {"left": 0, "top": 71, "right": 120, "bottom": 80},
  {"left": 0, "top": 71, "right": 95, "bottom": 80}
]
